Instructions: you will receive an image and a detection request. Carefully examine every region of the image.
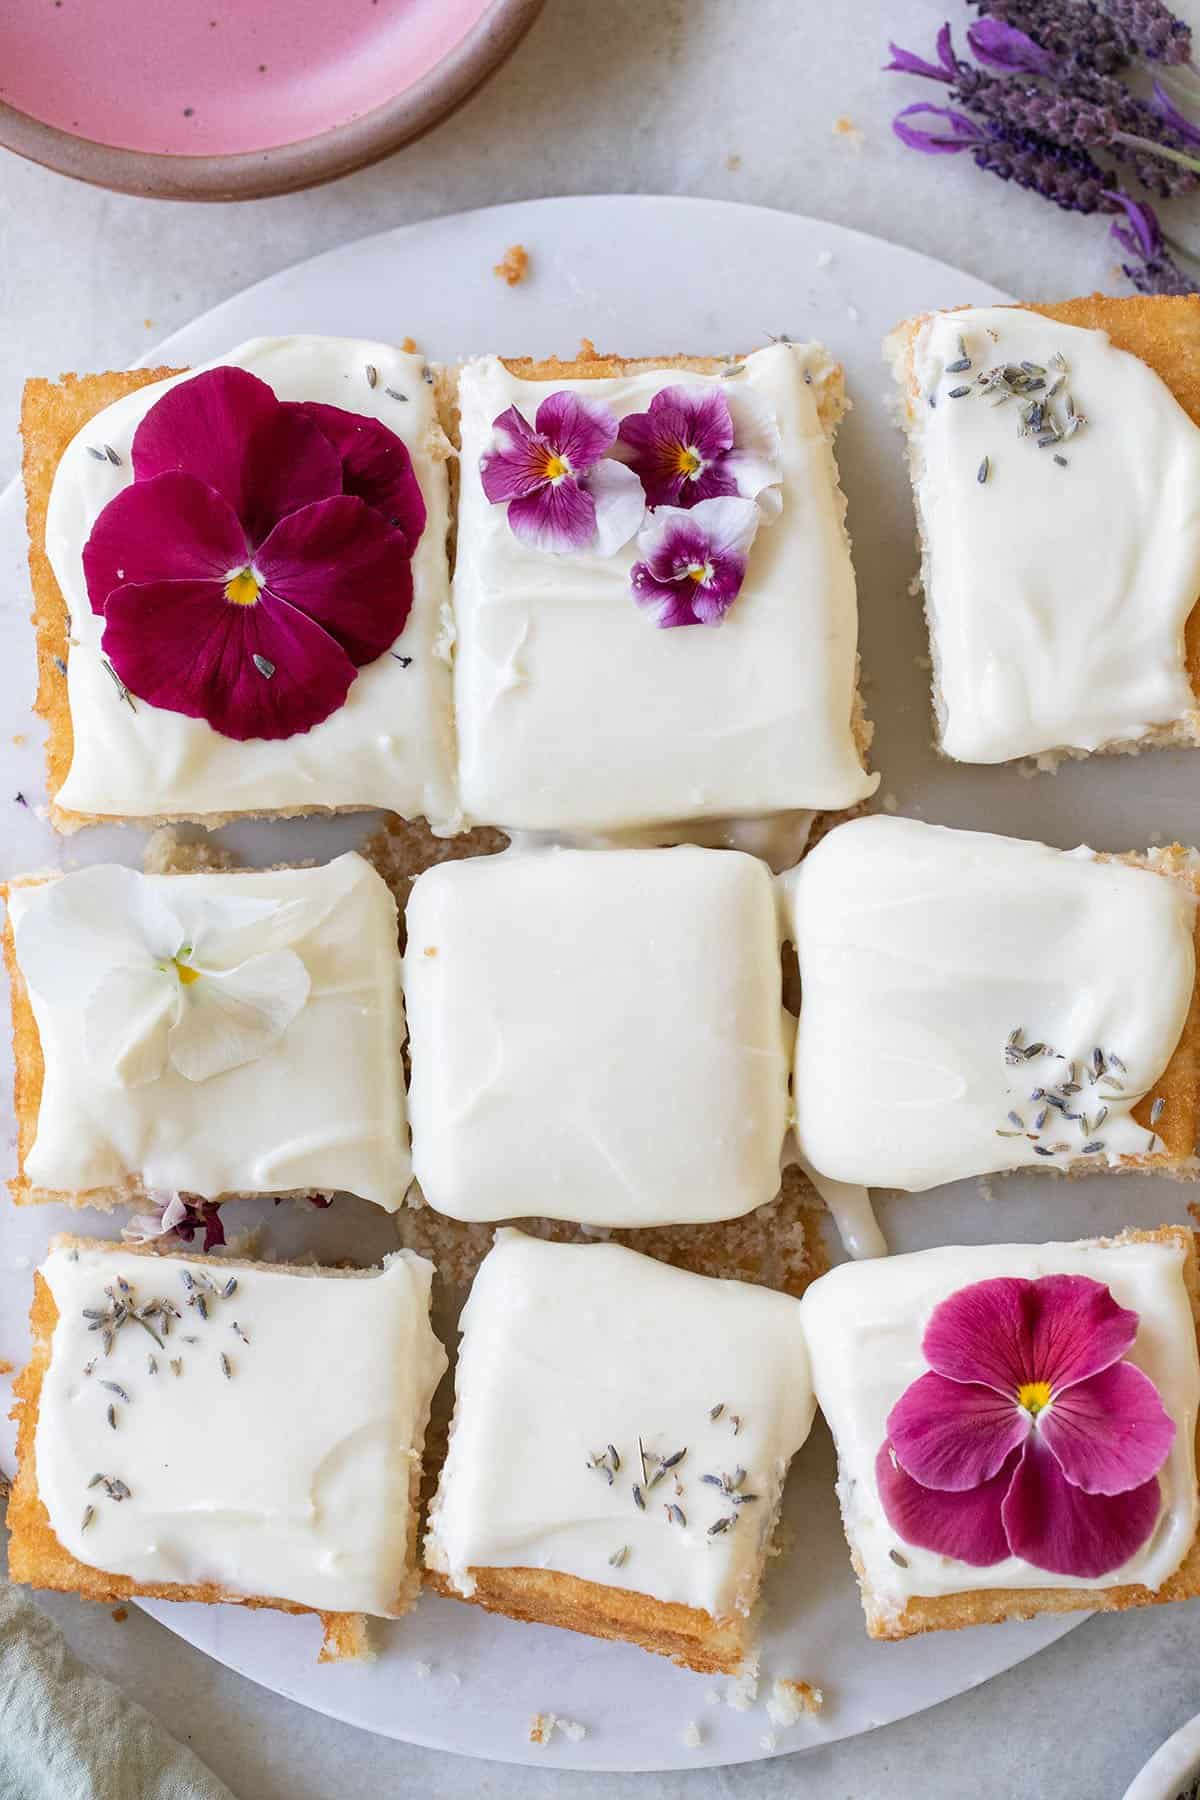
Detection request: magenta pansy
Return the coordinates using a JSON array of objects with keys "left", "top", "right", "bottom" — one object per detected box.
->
[
  {"left": 479, "top": 390, "right": 644, "bottom": 555},
  {"left": 83, "top": 366, "right": 425, "bottom": 742},
  {"left": 616, "top": 383, "right": 782, "bottom": 516},
  {"left": 630, "top": 496, "right": 761, "bottom": 629},
  {"left": 877, "top": 1274, "right": 1175, "bottom": 1578}
]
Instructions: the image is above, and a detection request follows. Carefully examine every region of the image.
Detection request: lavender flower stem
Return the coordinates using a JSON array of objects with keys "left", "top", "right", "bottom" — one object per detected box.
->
[{"left": 1112, "top": 130, "right": 1200, "bottom": 172}]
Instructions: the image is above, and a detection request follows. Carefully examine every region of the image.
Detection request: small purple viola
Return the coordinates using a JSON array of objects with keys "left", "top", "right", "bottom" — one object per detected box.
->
[
  {"left": 629, "top": 496, "right": 761, "bottom": 629},
  {"left": 83, "top": 366, "right": 425, "bottom": 742},
  {"left": 615, "top": 383, "right": 782, "bottom": 515},
  {"left": 876, "top": 1273, "right": 1175, "bottom": 1579},
  {"left": 479, "top": 390, "right": 644, "bottom": 555}
]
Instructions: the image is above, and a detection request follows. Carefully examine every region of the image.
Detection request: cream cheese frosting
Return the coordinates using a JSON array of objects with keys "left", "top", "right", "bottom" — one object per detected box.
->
[
  {"left": 907, "top": 306, "right": 1200, "bottom": 763},
  {"left": 452, "top": 344, "right": 877, "bottom": 834},
  {"left": 425, "top": 1232, "right": 815, "bottom": 1618},
  {"left": 404, "top": 844, "right": 791, "bottom": 1227},
  {"left": 35, "top": 1243, "right": 446, "bottom": 1616},
  {"left": 784, "top": 816, "right": 1196, "bottom": 1191},
  {"left": 8, "top": 853, "right": 412, "bottom": 1208},
  {"left": 46, "top": 336, "right": 459, "bottom": 829},
  {"left": 800, "top": 1237, "right": 1200, "bottom": 1617}
]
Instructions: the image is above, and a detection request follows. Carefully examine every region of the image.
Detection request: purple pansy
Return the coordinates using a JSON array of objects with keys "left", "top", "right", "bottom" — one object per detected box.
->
[
  {"left": 479, "top": 390, "right": 644, "bottom": 555},
  {"left": 629, "top": 496, "right": 761, "bottom": 629},
  {"left": 615, "top": 383, "right": 782, "bottom": 516},
  {"left": 877, "top": 1274, "right": 1175, "bottom": 1579},
  {"left": 124, "top": 1192, "right": 226, "bottom": 1252},
  {"left": 83, "top": 366, "right": 425, "bottom": 742}
]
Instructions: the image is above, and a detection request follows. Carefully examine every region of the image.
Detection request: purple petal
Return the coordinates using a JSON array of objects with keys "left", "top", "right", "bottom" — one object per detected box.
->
[
  {"left": 887, "top": 1370, "right": 1030, "bottom": 1492},
  {"left": 967, "top": 16, "right": 1058, "bottom": 74},
  {"left": 131, "top": 367, "right": 340, "bottom": 545},
  {"left": 584, "top": 458, "right": 646, "bottom": 556},
  {"left": 533, "top": 389, "right": 618, "bottom": 473},
  {"left": 922, "top": 1275, "right": 1138, "bottom": 1396},
  {"left": 1022, "top": 1275, "right": 1141, "bottom": 1392},
  {"left": 883, "top": 37, "right": 955, "bottom": 82},
  {"left": 1105, "top": 190, "right": 1165, "bottom": 260},
  {"left": 507, "top": 477, "right": 597, "bottom": 554},
  {"left": 1039, "top": 1363, "right": 1175, "bottom": 1495},
  {"left": 256, "top": 494, "right": 414, "bottom": 667},
  {"left": 480, "top": 406, "right": 553, "bottom": 504},
  {"left": 893, "top": 103, "right": 984, "bottom": 155},
  {"left": 630, "top": 495, "right": 759, "bottom": 628},
  {"left": 101, "top": 576, "right": 356, "bottom": 742},
  {"left": 83, "top": 472, "right": 247, "bottom": 617},
  {"left": 1152, "top": 79, "right": 1200, "bottom": 148},
  {"left": 1002, "top": 1435, "right": 1162, "bottom": 1578},
  {"left": 290, "top": 402, "right": 427, "bottom": 549},
  {"left": 876, "top": 1441, "right": 1013, "bottom": 1567}
]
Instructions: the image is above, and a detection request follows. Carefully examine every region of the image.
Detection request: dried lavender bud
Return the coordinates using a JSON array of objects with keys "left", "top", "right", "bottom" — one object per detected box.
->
[
  {"left": 1103, "top": 0, "right": 1191, "bottom": 64},
  {"left": 970, "top": 0, "right": 1135, "bottom": 74}
]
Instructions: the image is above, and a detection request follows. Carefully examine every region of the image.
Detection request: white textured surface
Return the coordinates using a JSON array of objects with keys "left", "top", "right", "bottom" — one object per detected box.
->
[{"left": 4, "top": 0, "right": 1200, "bottom": 1792}]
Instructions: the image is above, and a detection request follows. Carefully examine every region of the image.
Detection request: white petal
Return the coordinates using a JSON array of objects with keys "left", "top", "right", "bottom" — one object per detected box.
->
[
  {"left": 724, "top": 387, "right": 783, "bottom": 517},
  {"left": 122, "top": 1192, "right": 189, "bottom": 1243},
  {"left": 167, "top": 949, "right": 311, "bottom": 1083},
  {"left": 84, "top": 966, "right": 178, "bottom": 1089},
  {"left": 586, "top": 459, "right": 647, "bottom": 556},
  {"left": 11, "top": 865, "right": 182, "bottom": 1008},
  {"left": 172, "top": 891, "right": 314, "bottom": 972},
  {"left": 696, "top": 493, "right": 763, "bottom": 560}
]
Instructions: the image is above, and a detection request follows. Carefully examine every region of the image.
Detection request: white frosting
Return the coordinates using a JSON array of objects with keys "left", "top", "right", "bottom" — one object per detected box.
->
[
  {"left": 46, "top": 337, "right": 459, "bottom": 829},
  {"left": 785, "top": 816, "right": 1196, "bottom": 1191},
  {"left": 404, "top": 845, "right": 790, "bottom": 1226},
  {"left": 800, "top": 1238, "right": 1200, "bottom": 1613},
  {"left": 8, "top": 853, "right": 411, "bottom": 1209},
  {"left": 910, "top": 306, "right": 1200, "bottom": 763},
  {"left": 36, "top": 1244, "right": 446, "bottom": 1615},
  {"left": 426, "top": 1232, "right": 815, "bottom": 1618},
  {"left": 452, "top": 345, "right": 877, "bottom": 833}
]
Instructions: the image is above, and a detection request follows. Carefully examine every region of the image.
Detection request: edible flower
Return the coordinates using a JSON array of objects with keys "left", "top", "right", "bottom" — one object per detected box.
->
[
  {"left": 479, "top": 389, "right": 644, "bottom": 554},
  {"left": 877, "top": 1274, "right": 1174, "bottom": 1578},
  {"left": 15, "top": 865, "right": 311, "bottom": 1087},
  {"left": 629, "top": 496, "right": 761, "bottom": 629},
  {"left": 615, "top": 383, "right": 782, "bottom": 515},
  {"left": 124, "top": 1192, "right": 226, "bottom": 1252},
  {"left": 83, "top": 366, "right": 425, "bottom": 741}
]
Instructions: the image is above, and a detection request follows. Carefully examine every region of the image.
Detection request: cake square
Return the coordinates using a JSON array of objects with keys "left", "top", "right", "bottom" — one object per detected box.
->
[
  {"left": 424, "top": 1231, "right": 815, "bottom": 1672},
  {"left": 3, "top": 852, "right": 411, "bottom": 1210},
  {"left": 8, "top": 1237, "right": 447, "bottom": 1657},
  {"left": 799, "top": 1229, "right": 1200, "bottom": 1640},
  {"left": 783, "top": 816, "right": 1199, "bottom": 1192},
  {"left": 24, "top": 336, "right": 458, "bottom": 832},
  {"left": 887, "top": 296, "right": 1200, "bottom": 765},
  {"left": 404, "top": 844, "right": 790, "bottom": 1227},
  {"left": 451, "top": 342, "right": 877, "bottom": 835}
]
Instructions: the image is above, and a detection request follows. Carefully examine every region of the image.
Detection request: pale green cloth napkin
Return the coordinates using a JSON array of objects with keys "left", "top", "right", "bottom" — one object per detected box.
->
[{"left": 0, "top": 1574, "right": 237, "bottom": 1800}]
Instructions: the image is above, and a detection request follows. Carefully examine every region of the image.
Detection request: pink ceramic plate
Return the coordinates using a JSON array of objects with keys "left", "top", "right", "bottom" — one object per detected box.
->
[{"left": 0, "top": 0, "right": 543, "bottom": 200}]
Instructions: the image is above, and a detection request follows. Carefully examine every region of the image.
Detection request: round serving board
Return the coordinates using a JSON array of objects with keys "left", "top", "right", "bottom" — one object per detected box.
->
[{"left": 4, "top": 196, "right": 1197, "bottom": 1771}]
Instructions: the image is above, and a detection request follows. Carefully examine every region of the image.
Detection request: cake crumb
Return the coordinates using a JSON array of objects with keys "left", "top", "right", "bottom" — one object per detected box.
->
[
  {"left": 682, "top": 1720, "right": 703, "bottom": 1747},
  {"left": 423, "top": 945, "right": 438, "bottom": 957},
  {"left": 414, "top": 1660, "right": 432, "bottom": 1679},
  {"left": 847, "top": 304, "right": 861, "bottom": 324},
  {"left": 705, "top": 1688, "right": 721, "bottom": 1707},
  {"left": 767, "top": 1677, "right": 824, "bottom": 1726},
  {"left": 760, "top": 1730, "right": 779, "bottom": 1751},
  {"left": 881, "top": 792, "right": 898, "bottom": 813},
  {"left": 833, "top": 115, "right": 865, "bottom": 150},
  {"left": 977, "top": 1177, "right": 996, "bottom": 1204},
  {"left": 726, "top": 152, "right": 742, "bottom": 171},
  {"left": 111, "top": 1606, "right": 128, "bottom": 1623},
  {"left": 494, "top": 243, "right": 530, "bottom": 287},
  {"left": 529, "top": 1712, "right": 586, "bottom": 1745},
  {"left": 816, "top": 249, "right": 833, "bottom": 270},
  {"left": 401, "top": 337, "right": 418, "bottom": 354},
  {"left": 0, "top": 1359, "right": 12, "bottom": 1376},
  {"left": 11, "top": 734, "right": 25, "bottom": 747},
  {"left": 726, "top": 1660, "right": 760, "bottom": 1712}
]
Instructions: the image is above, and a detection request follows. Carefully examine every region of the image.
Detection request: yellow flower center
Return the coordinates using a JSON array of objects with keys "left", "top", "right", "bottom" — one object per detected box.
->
[
  {"left": 686, "top": 561, "right": 711, "bottom": 585},
  {"left": 541, "top": 452, "right": 570, "bottom": 483},
  {"left": 224, "top": 566, "right": 261, "bottom": 607},
  {"left": 1017, "top": 1380, "right": 1052, "bottom": 1417},
  {"left": 172, "top": 948, "right": 202, "bottom": 987},
  {"left": 676, "top": 445, "right": 702, "bottom": 478}
]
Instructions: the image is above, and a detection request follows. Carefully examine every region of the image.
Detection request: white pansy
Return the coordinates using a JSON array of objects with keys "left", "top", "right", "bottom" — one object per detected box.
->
[
  {"left": 724, "top": 386, "right": 784, "bottom": 522},
  {"left": 13, "top": 865, "right": 311, "bottom": 1088}
]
